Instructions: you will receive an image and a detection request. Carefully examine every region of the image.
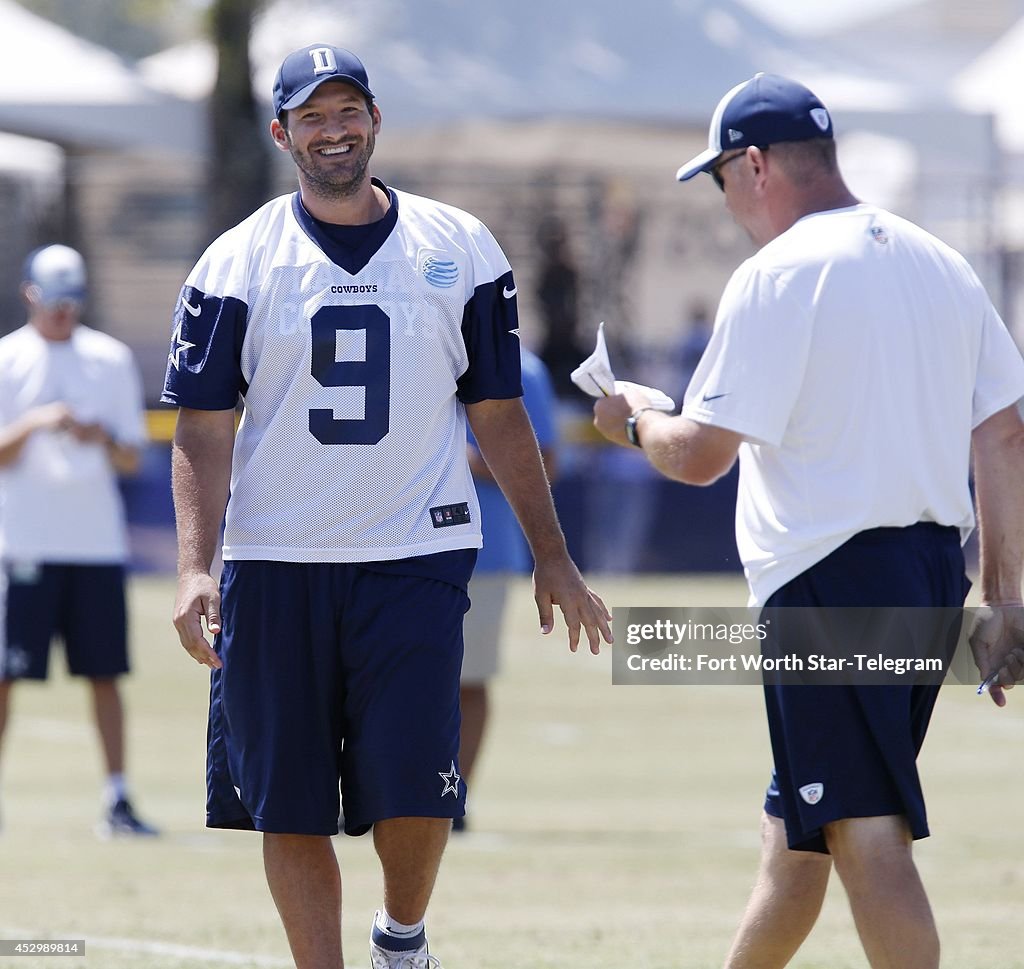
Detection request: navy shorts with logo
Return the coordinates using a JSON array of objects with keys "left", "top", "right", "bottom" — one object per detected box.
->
[
  {"left": 761, "top": 523, "right": 970, "bottom": 853},
  {"left": 1, "top": 561, "right": 129, "bottom": 681},
  {"left": 206, "top": 550, "right": 475, "bottom": 837}
]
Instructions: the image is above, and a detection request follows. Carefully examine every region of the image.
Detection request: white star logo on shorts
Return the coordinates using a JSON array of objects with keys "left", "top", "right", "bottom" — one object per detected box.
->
[{"left": 438, "top": 761, "right": 461, "bottom": 798}]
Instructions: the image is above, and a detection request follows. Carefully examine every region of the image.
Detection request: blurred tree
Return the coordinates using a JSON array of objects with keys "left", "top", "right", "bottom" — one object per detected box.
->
[
  {"left": 204, "top": 0, "right": 272, "bottom": 240},
  {"left": 16, "top": 0, "right": 197, "bottom": 57}
]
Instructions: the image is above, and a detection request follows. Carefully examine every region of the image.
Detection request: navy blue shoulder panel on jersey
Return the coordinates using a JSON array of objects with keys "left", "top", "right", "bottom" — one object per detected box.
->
[
  {"left": 161, "top": 286, "right": 249, "bottom": 409},
  {"left": 457, "top": 268, "right": 524, "bottom": 404},
  {"left": 291, "top": 178, "right": 399, "bottom": 275}
]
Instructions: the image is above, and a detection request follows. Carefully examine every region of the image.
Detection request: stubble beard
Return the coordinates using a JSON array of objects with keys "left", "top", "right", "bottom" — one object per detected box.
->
[{"left": 291, "top": 130, "right": 375, "bottom": 202}]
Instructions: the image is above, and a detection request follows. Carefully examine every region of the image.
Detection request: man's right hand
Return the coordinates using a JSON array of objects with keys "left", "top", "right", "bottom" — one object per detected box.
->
[
  {"left": 173, "top": 571, "right": 224, "bottom": 669},
  {"left": 31, "top": 401, "right": 77, "bottom": 433}
]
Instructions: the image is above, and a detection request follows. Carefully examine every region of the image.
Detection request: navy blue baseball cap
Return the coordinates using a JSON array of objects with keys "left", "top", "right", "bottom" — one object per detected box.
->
[
  {"left": 676, "top": 73, "right": 833, "bottom": 182},
  {"left": 273, "top": 44, "right": 374, "bottom": 116},
  {"left": 23, "top": 244, "right": 87, "bottom": 304}
]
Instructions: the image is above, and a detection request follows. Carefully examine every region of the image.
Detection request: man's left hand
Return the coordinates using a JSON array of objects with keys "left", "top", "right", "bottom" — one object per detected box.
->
[
  {"left": 533, "top": 556, "right": 613, "bottom": 654},
  {"left": 969, "top": 603, "right": 1024, "bottom": 706}
]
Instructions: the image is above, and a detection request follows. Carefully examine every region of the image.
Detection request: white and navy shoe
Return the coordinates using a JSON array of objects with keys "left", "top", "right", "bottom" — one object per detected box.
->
[
  {"left": 369, "top": 914, "right": 442, "bottom": 969},
  {"left": 96, "top": 798, "right": 160, "bottom": 838}
]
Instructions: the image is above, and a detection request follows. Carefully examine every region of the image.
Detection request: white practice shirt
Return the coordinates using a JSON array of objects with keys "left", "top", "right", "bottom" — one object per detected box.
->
[
  {"left": 683, "top": 203, "right": 1024, "bottom": 605},
  {"left": 161, "top": 183, "right": 523, "bottom": 563},
  {"left": 0, "top": 324, "right": 147, "bottom": 563}
]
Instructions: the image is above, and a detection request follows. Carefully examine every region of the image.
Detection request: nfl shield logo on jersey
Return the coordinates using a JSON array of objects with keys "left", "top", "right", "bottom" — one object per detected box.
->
[{"left": 799, "top": 782, "right": 824, "bottom": 805}]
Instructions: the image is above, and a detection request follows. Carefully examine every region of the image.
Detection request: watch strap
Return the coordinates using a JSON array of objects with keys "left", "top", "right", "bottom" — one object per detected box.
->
[{"left": 625, "top": 406, "right": 660, "bottom": 447}]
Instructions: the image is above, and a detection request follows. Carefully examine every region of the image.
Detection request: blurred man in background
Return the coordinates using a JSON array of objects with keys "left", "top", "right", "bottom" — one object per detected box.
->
[
  {"left": 459, "top": 347, "right": 557, "bottom": 830},
  {"left": 0, "top": 244, "right": 156, "bottom": 838}
]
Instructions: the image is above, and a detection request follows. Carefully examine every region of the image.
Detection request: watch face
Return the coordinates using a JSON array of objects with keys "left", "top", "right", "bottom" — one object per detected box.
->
[{"left": 625, "top": 417, "right": 641, "bottom": 447}]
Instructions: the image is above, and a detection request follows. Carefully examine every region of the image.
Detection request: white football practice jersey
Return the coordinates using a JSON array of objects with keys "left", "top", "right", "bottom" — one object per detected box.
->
[{"left": 162, "top": 181, "right": 523, "bottom": 563}]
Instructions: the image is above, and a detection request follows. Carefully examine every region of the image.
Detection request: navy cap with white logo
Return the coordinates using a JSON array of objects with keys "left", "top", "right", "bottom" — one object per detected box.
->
[
  {"left": 23, "top": 244, "right": 87, "bottom": 305},
  {"left": 273, "top": 44, "right": 374, "bottom": 116},
  {"left": 676, "top": 73, "right": 833, "bottom": 182}
]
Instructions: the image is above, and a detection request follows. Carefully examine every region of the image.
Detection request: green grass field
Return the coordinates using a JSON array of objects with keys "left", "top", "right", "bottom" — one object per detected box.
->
[{"left": 1, "top": 574, "right": 1022, "bottom": 969}]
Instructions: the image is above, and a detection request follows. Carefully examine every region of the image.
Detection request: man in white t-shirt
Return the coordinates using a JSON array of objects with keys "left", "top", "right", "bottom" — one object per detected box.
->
[
  {"left": 594, "top": 74, "right": 1024, "bottom": 969},
  {"left": 0, "top": 244, "right": 156, "bottom": 837}
]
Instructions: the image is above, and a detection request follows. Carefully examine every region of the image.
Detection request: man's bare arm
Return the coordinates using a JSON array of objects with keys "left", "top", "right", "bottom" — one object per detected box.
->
[
  {"left": 970, "top": 403, "right": 1024, "bottom": 705},
  {"left": 170, "top": 407, "right": 236, "bottom": 668},
  {"left": 0, "top": 403, "right": 75, "bottom": 467},
  {"left": 593, "top": 387, "right": 742, "bottom": 485},
  {"left": 465, "top": 397, "right": 611, "bottom": 654}
]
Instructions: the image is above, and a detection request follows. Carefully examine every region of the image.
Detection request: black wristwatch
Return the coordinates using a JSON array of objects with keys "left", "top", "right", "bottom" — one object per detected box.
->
[{"left": 625, "top": 407, "right": 659, "bottom": 448}]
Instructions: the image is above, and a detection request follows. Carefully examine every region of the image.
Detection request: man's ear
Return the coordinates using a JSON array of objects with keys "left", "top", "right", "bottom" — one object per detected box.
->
[
  {"left": 270, "top": 117, "right": 290, "bottom": 153},
  {"left": 20, "top": 281, "right": 42, "bottom": 308}
]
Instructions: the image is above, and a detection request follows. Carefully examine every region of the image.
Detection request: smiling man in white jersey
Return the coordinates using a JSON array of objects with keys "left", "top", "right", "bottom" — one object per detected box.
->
[
  {"left": 594, "top": 74, "right": 1024, "bottom": 969},
  {"left": 164, "top": 43, "right": 612, "bottom": 969}
]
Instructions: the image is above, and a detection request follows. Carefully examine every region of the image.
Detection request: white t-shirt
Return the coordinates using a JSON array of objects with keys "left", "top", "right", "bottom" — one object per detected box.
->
[
  {"left": 161, "top": 183, "right": 523, "bottom": 563},
  {"left": 0, "top": 324, "right": 147, "bottom": 563},
  {"left": 683, "top": 203, "right": 1024, "bottom": 605}
]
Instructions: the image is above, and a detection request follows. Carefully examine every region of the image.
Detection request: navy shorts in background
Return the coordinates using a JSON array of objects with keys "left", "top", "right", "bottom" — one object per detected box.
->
[
  {"left": 0, "top": 562, "right": 129, "bottom": 681},
  {"left": 206, "top": 550, "right": 475, "bottom": 837},
  {"left": 761, "top": 523, "right": 970, "bottom": 853}
]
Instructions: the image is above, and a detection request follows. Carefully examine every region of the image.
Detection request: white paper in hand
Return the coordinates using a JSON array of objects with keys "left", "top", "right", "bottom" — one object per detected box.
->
[
  {"left": 570, "top": 321, "right": 616, "bottom": 398},
  {"left": 571, "top": 323, "right": 678, "bottom": 411},
  {"left": 613, "top": 380, "right": 676, "bottom": 412}
]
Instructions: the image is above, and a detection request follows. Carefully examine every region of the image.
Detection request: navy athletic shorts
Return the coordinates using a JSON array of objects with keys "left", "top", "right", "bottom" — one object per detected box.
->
[
  {"left": 206, "top": 549, "right": 476, "bottom": 837},
  {"left": 0, "top": 561, "right": 129, "bottom": 681},
  {"left": 760, "top": 523, "right": 970, "bottom": 853}
]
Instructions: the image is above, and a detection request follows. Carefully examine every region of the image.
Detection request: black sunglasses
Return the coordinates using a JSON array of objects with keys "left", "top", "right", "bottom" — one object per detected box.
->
[{"left": 710, "top": 146, "right": 770, "bottom": 191}]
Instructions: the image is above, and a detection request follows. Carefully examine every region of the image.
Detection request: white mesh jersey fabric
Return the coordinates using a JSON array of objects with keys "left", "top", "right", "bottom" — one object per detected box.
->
[{"left": 165, "top": 189, "right": 523, "bottom": 563}]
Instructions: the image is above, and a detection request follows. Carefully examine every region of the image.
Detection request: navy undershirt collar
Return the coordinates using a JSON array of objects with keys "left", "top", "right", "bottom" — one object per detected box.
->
[{"left": 291, "top": 177, "right": 400, "bottom": 275}]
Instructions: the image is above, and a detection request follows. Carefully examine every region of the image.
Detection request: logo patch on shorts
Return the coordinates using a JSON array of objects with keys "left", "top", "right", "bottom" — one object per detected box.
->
[
  {"left": 8, "top": 561, "right": 41, "bottom": 583},
  {"left": 438, "top": 761, "right": 461, "bottom": 798},
  {"left": 3, "top": 646, "right": 31, "bottom": 678},
  {"left": 430, "top": 503, "right": 471, "bottom": 528},
  {"left": 799, "top": 782, "right": 824, "bottom": 805}
]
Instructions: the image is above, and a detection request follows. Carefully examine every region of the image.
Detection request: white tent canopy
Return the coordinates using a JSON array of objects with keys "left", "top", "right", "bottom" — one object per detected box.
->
[
  {"left": 139, "top": 0, "right": 927, "bottom": 127},
  {"left": 0, "top": 0, "right": 201, "bottom": 153},
  {"left": 0, "top": 130, "right": 62, "bottom": 178},
  {"left": 2, "top": 0, "right": 150, "bottom": 103},
  {"left": 953, "top": 16, "right": 1024, "bottom": 154}
]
